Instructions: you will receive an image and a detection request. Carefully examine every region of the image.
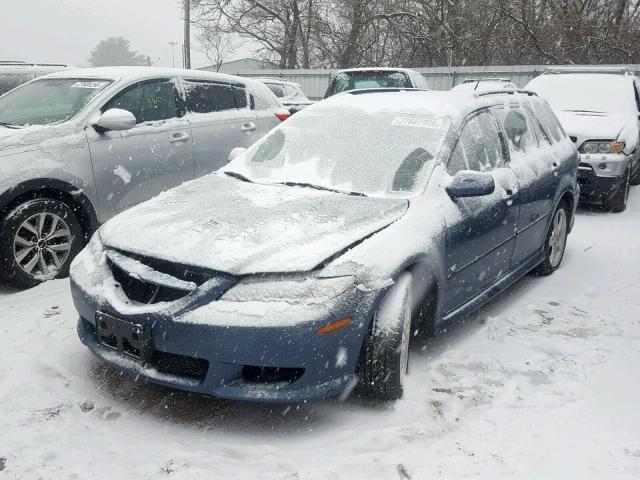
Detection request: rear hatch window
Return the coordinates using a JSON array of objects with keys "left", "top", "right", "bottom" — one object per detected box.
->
[{"left": 325, "top": 70, "right": 410, "bottom": 97}]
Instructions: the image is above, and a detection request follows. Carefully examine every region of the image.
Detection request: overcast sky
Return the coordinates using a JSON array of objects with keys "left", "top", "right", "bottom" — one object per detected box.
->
[{"left": 0, "top": 0, "right": 248, "bottom": 68}]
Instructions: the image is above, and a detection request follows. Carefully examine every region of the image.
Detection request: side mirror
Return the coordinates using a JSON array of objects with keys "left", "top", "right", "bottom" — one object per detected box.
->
[
  {"left": 228, "top": 147, "right": 247, "bottom": 163},
  {"left": 446, "top": 170, "right": 495, "bottom": 199},
  {"left": 95, "top": 108, "right": 136, "bottom": 132}
]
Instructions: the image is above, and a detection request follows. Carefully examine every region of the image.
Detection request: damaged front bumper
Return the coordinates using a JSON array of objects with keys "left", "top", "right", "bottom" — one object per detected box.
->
[
  {"left": 70, "top": 239, "right": 380, "bottom": 403},
  {"left": 578, "top": 153, "right": 631, "bottom": 201}
]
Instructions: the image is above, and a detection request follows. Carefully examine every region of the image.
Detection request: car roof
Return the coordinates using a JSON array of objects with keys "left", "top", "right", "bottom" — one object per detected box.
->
[
  {"left": 333, "top": 67, "right": 422, "bottom": 75},
  {"left": 42, "top": 66, "right": 251, "bottom": 85},
  {"left": 320, "top": 88, "right": 540, "bottom": 119},
  {"left": 543, "top": 66, "right": 635, "bottom": 76},
  {"left": 252, "top": 77, "right": 300, "bottom": 87},
  {"left": 459, "top": 78, "right": 514, "bottom": 84}
]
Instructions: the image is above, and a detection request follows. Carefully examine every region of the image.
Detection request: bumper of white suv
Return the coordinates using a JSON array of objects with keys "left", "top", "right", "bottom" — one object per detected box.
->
[{"left": 578, "top": 152, "right": 632, "bottom": 178}]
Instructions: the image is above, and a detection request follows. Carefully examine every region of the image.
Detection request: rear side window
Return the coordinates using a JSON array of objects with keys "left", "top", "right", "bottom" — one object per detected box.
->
[
  {"left": 528, "top": 97, "right": 565, "bottom": 142},
  {"left": 448, "top": 111, "right": 505, "bottom": 175},
  {"left": 265, "top": 83, "right": 285, "bottom": 98},
  {"left": 184, "top": 81, "right": 247, "bottom": 113},
  {"left": 250, "top": 81, "right": 281, "bottom": 110},
  {"left": 104, "top": 79, "right": 178, "bottom": 124}
]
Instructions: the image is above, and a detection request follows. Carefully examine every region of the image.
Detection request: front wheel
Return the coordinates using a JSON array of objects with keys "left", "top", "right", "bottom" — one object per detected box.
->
[
  {"left": 604, "top": 169, "right": 630, "bottom": 213},
  {"left": 0, "top": 199, "right": 83, "bottom": 288},
  {"left": 534, "top": 201, "right": 569, "bottom": 276},
  {"left": 358, "top": 272, "right": 413, "bottom": 401}
]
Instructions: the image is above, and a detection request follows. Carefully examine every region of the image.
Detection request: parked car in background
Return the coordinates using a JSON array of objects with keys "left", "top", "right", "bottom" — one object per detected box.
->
[
  {"left": 253, "top": 77, "right": 313, "bottom": 115},
  {"left": 0, "top": 61, "right": 67, "bottom": 96},
  {"left": 0, "top": 66, "right": 286, "bottom": 287},
  {"left": 526, "top": 66, "right": 640, "bottom": 212},
  {"left": 451, "top": 78, "right": 517, "bottom": 92},
  {"left": 71, "top": 87, "right": 578, "bottom": 403},
  {"left": 324, "top": 67, "right": 430, "bottom": 98}
]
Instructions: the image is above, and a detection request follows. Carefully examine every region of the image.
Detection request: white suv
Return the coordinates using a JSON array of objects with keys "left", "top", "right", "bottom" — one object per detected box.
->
[{"left": 526, "top": 67, "right": 640, "bottom": 212}]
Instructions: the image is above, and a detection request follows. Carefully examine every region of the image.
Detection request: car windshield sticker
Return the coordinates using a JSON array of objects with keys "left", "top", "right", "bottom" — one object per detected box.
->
[
  {"left": 70, "top": 81, "right": 109, "bottom": 89},
  {"left": 391, "top": 116, "right": 443, "bottom": 129}
]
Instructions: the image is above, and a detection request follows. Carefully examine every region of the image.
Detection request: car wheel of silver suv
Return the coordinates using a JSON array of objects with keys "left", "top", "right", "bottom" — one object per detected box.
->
[{"left": 0, "top": 199, "right": 83, "bottom": 288}]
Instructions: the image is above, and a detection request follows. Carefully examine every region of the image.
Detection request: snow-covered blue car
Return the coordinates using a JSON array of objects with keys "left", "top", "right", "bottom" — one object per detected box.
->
[{"left": 71, "top": 88, "right": 579, "bottom": 402}]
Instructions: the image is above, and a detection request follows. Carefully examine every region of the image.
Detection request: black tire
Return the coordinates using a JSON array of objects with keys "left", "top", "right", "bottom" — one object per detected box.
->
[
  {"left": 0, "top": 199, "right": 84, "bottom": 288},
  {"left": 535, "top": 201, "right": 569, "bottom": 276},
  {"left": 630, "top": 161, "right": 640, "bottom": 186},
  {"left": 604, "top": 169, "right": 630, "bottom": 213},
  {"left": 358, "top": 272, "right": 413, "bottom": 401}
]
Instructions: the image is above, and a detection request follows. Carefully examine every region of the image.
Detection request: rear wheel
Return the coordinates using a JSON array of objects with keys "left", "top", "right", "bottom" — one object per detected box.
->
[
  {"left": 604, "top": 169, "right": 630, "bottom": 213},
  {"left": 630, "top": 161, "right": 640, "bottom": 186},
  {"left": 358, "top": 272, "right": 413, "bottom": 401},
  {"left": 0, "top": 199, "right": 83, "bottom": 288},
  {"left": 535, "top": 201, "right": 569, "bottom": 276}
]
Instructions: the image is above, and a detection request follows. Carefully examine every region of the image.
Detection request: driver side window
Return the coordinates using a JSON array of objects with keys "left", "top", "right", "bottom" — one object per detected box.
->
[
  {"left": 103, "top": 79, "right": 179, "bottom": 124},
  {"left": 448, "top": 111, "right": 504, "bottom": 175}
]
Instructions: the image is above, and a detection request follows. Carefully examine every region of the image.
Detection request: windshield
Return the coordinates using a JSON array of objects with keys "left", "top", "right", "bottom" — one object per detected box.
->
[
  {"left": 527, "top": 74, "right": 635, "bottom": 113},
  {"left": 325, "top": 71, "right": 410, "bottom": 97},
  {"left": 225, "top": 103, "right": 450, "bottom": 198},
  {"left": 0, "top": 77, "right": 111, "bottom": 126}
]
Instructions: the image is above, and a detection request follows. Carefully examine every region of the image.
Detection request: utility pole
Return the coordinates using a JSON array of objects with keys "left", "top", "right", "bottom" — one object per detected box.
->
[{"left": 183, "top": 0, "right": 191, "bottom": 69}]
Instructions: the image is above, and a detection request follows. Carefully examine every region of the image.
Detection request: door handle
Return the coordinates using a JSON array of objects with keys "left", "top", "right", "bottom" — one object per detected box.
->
[
  {"left": 169, "top": 132, "right": 190, "bottom": 143},
  {"left": 241, "top": 122, "right": 257, "bottom": 132}
]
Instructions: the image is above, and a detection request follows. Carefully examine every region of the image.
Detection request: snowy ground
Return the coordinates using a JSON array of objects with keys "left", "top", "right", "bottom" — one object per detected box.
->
[{"left": 2, "top": 191, "right": 640, "bottom": 480}]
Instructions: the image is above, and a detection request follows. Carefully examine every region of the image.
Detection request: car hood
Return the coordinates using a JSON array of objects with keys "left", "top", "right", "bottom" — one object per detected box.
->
[
  {"left": 0, "top": 123, "right": 78, "bottom": 157},
  {"left": 555, "top": 111, "right": 632, "bottom": 142},
  {"left": 100, "top": 174, "right": 408, "bottom": 275}
]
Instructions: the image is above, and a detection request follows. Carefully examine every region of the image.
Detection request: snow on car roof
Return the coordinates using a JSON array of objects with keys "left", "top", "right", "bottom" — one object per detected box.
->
[
  {"left": 320, "top": 88, "right": 535, "bottom": 119},
  {"left": 333, "top": 67, "right": 422, "bottom": 74},
  {"left": 43, "top": 66, "right": 251, "bottom": 85},
  {"left": 252, "top": 77, "right": 302, "bottom": 88}
]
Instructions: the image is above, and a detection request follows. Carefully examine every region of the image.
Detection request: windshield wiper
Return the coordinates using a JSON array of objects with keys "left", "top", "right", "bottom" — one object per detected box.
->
[
  {"left": 278, "top": 181, "right": 368, "bottom": 197},
  {"left": 0, "top": 122, "right": 21, "bottom": 129},
  {"left": 224, "top": 171, "right": 254, "bottom": 183},
  {"left": 561, "top": 109, "right": 606, "bottom": 114}
]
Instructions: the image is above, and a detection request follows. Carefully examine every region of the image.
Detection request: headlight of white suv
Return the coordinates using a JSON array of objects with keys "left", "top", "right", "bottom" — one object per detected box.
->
[{"left": 580, "top": 141, "right": 624, "bottom": 154}]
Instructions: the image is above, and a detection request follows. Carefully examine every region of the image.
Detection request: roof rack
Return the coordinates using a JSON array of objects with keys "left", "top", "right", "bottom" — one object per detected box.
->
[
  {"left": 347, "top": 87, "right": 426, "bottom": 95},
  {"left": 459, "top": 77, "right": 512, "bottom": 84},
  {"left": 0, "top": 61, "right": 67, "bottom": 67},
  {"left": 475, "top": 88, "right": 538, "bottom": 98},
  {"left": 544, "top": 66, "right": 634, "bottom": 75}
]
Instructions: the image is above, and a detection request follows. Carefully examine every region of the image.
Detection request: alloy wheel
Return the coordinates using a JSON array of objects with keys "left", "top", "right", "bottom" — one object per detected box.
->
[
  {"left": 13, "top": 212, "right": 73, "bottom": 277},
  {"left": 549, "top": 208, "right": 567, "bottom": 268}
]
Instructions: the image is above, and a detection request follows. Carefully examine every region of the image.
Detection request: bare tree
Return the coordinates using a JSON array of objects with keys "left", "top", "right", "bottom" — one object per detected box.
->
[
  {"left": 197, "top": 26, "right": 239, "bottom": 70},
  {"left": 192, "top": 0, "right": 640, "bottom": 68}
]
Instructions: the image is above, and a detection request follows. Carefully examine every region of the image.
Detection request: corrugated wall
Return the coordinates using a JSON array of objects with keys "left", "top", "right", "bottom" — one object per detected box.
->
[{"left": 230, "top": 65, "right": 640, "bottom": 100}]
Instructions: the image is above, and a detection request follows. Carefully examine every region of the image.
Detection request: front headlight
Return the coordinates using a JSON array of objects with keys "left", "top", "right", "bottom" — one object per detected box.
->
[
  {"left": 220, "top": 274, "right": 355, "bottom": 304},
  {"left": 580, "top": 141, "right": 624, "bottom": 154}
]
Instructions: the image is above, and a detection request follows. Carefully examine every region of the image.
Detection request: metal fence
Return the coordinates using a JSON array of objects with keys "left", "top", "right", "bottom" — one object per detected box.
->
[{"left": 228, "top": 64, "right": 640, "bottom": 100}]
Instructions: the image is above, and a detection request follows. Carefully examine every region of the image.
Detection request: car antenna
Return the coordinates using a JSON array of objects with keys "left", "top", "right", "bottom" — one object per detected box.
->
[{"left": 474, "top": 64, "right": 489, "bottom": 91}]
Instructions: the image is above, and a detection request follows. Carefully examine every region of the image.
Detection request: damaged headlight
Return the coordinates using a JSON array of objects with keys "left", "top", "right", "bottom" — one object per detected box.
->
[{"left": 220, "top": 274, "right": 355, "bottom": 304}]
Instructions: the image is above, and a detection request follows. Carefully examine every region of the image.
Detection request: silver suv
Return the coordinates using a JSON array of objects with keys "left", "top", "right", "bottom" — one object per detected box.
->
[
  {"left": 0, "top": 66, "right": 285, "bottom": 287},
  {"left": 526, "top": 67, "right": 640, "bottom": 212}
]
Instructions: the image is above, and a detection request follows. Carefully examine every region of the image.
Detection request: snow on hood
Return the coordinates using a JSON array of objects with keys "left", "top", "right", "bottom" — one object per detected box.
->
[
  {"left": 100, "top": 174, "right": 408, "bottom": 275},
  {"left": 0, "top": 123, "right": 83, "bottom": 156},
  {"left": 555, "top": 111, "right": 635, "bottom": 147}
]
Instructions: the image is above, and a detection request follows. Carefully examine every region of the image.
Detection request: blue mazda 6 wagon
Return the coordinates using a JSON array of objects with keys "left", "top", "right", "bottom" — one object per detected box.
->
[{"left": 71, "top": 88, "right": 579, "bottom": 402}]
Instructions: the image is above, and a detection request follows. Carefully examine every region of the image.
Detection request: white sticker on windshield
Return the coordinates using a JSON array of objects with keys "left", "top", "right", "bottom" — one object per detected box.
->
[
  {"left": 391, "top": 116, "right": 443, "bottom": 129},
  {"left": 70, "top": 81, "right": 108, "bottom": 89}
]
